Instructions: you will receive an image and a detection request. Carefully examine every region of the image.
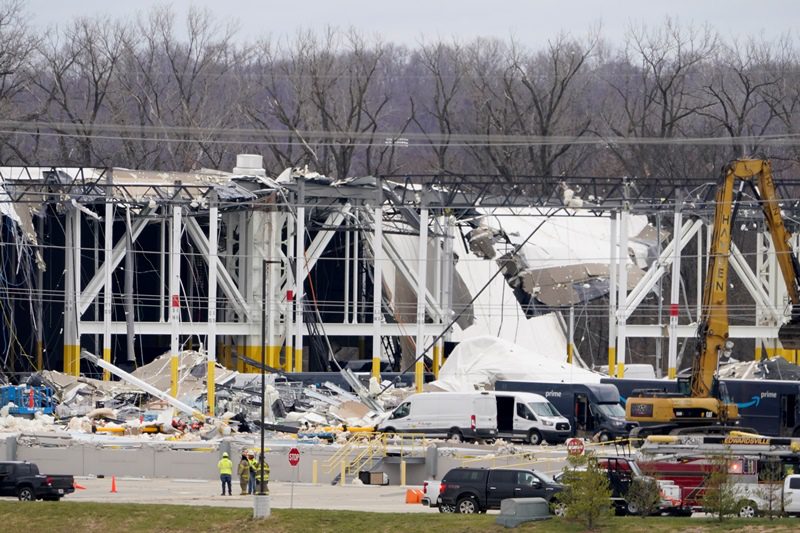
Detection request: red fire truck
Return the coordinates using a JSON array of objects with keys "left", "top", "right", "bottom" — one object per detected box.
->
[{"left": 635, "top": 434, "right": 800, "bottom": 517}]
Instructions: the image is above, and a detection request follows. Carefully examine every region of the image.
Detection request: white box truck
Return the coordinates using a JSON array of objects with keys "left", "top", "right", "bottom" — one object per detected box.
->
[
  {"left": 377, "top": 392, "right": 497, "bottom": 442},
  {"left": 492, "top": 391, "right": 571, "bottom": 444}
]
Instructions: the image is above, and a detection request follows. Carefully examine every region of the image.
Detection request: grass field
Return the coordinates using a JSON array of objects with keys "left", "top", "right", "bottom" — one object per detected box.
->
[{"left": 0, "top": 501, "right": 798, "bottom": 532}]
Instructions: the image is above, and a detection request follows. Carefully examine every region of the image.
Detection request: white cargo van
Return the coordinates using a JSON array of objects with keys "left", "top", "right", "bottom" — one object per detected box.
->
[
  {"left": 377, "top": 392, "right": 497, "bottom": 442},
  {"left": 492, "top": 391, "right": 571, "bottom": 444}
]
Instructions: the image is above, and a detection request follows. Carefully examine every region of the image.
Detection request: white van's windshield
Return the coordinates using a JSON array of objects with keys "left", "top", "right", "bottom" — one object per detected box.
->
[{"left": 528, "top": 402, "right": 560, "bottom": 417}]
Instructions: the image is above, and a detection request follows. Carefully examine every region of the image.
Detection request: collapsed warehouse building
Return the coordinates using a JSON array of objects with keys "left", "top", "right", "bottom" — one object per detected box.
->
[{"left": 1, "top": 155, "right": 800, "bottom": 427}]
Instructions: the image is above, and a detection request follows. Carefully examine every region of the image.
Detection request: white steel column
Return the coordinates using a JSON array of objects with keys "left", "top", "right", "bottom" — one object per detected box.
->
[
  {"left": 616, "top": 208, "right": 629, "bottom": 378},
  {"left": 371, "top": 203, "right": 384, "bottom": 380},
  {"left": 352, "top": 213, "right": 360, "bottom": 324},
  {"left": 36, "top": 216, "right": 44, "bottom": 371},
  {"left": 284, "top": 211, "right": 294, "bottom": 372},
  {"left": 415, "top": 208, "right": 429, "bottom": 392},
  {"left": 102, "top": 191, "right": 113, "bottom": 381},
  {"left": 697, "top": 224, "right": 703, "bottom": 322},
  {"left": 268, "top": 210, "right": 280, "bottom": 368},
  {"left": 294, "top": 180, "right": 305, "bottom": 372},
  {"left": 207, "top": 201, "right": 218, "bottom": 415},
  {"left": 607, "top": 212, "right": 617, "bottom": 377},
  {"left": 63, "top": 210, "right": 77, "bottom": 375},
  {"left": 159, "top": 217, "right": 166, "bottom": 323},
  {"left": 432, "top": 215, "right": 444, "bottom": 378},
  {"left": 568, "top": 306, "right": 575, "bottom": 364},
  {"left": 343, "top": 215, "right": 350, "bottom": 323},
  {"left": 170, "top": 204, "right": 182, "bottom": 398},
  {"left": 73, "top": 207, "right": 81, "bottom": 375},
  {"left": 667, "top": 205, "right": 683, "bottom": 379}
]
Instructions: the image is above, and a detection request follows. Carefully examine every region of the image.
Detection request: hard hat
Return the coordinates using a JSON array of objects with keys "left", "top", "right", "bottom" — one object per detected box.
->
[{"left": 222, "top": 452, "right": 229, "bottom": 457}]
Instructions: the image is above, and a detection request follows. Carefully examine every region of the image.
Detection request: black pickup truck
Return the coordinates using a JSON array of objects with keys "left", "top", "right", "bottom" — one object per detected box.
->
[
  {"left": 439, "top": 467, "right": 565, "bottom": 514},
  {"left": 0, "top": 461, "right": 75, "bottom": 501}
]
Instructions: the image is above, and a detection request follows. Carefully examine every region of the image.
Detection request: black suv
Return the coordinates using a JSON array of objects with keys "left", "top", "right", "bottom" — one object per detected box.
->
[{"left": 438, "top": 467, "right": 565, "bottom": 514}]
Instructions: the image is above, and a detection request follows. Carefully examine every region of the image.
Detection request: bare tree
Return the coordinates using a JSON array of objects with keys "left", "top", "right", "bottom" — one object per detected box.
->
[
  {"left": 464, "top": 33, "right": 597, "bottom": 182},
  {"left": 601, "top": 19, "right": 719, "bottom": 178},
  {"left": 699, "top": 37, "right": 781, "bottom": 158},
  {"left": 31, "top": 16, "right": 127, "bottom": 165},
  {"left": 0, "top": 0, "right": 38, "bottom": 164},
  {"left": 409, "top": 40, "right": 466, "bottom": 174}
]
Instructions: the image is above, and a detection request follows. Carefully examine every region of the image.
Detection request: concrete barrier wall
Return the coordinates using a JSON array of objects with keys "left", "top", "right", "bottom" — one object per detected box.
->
[{"left": 7, "top": 434, "right": 550, "bottom": 485}]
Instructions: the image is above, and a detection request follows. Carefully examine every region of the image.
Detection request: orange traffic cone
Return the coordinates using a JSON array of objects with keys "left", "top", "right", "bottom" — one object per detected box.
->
[
  {"left": 110, "top": 476, "right": 117, "bottom": 493},
  {"left": 73, "top": 481, "right": 87, "bottom": 490}
]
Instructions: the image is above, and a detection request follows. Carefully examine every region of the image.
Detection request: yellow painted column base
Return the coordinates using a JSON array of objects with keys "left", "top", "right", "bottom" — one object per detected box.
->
[
  {"left": 170, "top": 356, "right": 179, "bottom": 398},
  {"left": 616, "top": 363, "right": 625, "bottom": 379},
  {"left": 63, "top": 345, "right": 80, "bottom": 376},
  {"left": 415, "top": 360, "right": 424, "bottom": 393},
  {"left": 103, "top": 348, "right": 111, "bottom": 381},
  {"left": 607, "top": 347, "right": 617, "bottom": 377},
  {"left": 284, "top": 346, "right": 293, "bottom": 373},
  {"left": 371, "top": 357, "right": 381, "bottom": 380},
  {"left": 207, "top": 361, "right": 216, "bottom": 416},
  {"left": 294, "top": 348, "right": 303, "bottom": 373},
  {"left": 567, "top": 343, "right": 574, "bottom": 365},
  {"left": 236, "top": 345, "right": 246, "bottom": 373},
  {"left": 432, "top": 344, "right": 442, "bottom": 379},
  {"left": 668, "top": 367, "right": 676, "bottom": 379},
  {"left": 268, "top": 346, "right": 281, "bottom": 369}
]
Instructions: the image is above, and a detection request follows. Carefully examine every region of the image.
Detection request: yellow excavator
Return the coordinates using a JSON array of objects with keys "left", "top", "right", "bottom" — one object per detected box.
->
[{"left": 626, "top": 159, "right": 800, "bottom": 438}]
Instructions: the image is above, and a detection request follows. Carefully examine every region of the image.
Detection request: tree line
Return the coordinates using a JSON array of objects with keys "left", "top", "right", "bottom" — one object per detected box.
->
[{"left": 0, "top": 1, "right": 799, "bottom": 180}]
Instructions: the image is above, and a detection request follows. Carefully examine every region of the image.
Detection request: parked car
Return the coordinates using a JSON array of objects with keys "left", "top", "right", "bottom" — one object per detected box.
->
[
  {"left": 422, "top": 479, "right": 453, "bottom": 512},
  {"left": 0, "top": 461, "right": 74, "bottom": 501},
  {"left": 377, "top": 392, "right": 497, "bottom": 442},
  {"left": 438, "top": 467, "right": 565, "bottom": 514},
  {"left": 491, "top": 391, "right": 571, "bottom": 444}
]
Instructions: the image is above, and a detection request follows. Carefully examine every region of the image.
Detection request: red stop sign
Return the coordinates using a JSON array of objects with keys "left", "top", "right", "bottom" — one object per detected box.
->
[
  {"left": 566, "top": 438, "right": 585, "bottom": 456},
  {"left": 288, "top": 447, "right": 300, "bottom": 466}
]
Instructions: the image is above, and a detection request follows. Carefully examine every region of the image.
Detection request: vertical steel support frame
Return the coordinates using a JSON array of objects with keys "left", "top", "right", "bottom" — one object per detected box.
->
[
  {"left": 284, "top": 211, "right": 294, "bottom": 372},
  {"left": 371, "top": 200, "right": 384, "bottom": 380},
  {"left": 616, "top": 209, "right": 629, "bottom": 378},
  {"left": 36, "top": 215, "right": 44, "bottom": 371},
  {"left": 568, "top": 306, "right": 575, "bottom": 364},
  {"left": 352, "top": 211, "right": 360, "bottom": 324},
  {"left": 170, "top": 204, "right": 182, "bottom": 398},
  {"left": 294, "top": 179, "right": 305, "bottom": 372},
  {"left": 432, "top": 215, "right": 443, "bottom": 378},
  {"left": 207, "top": 200, "right": 218, "bottom": 415},
  {"left": 102, "top": 178, "right": 113, "bottom": 380},
  {"left": 667, "top": 204, "right": 683, "bottom": 379},
  {"left": 415, "top": 207, "right": 429, "bottom": 392},
  {"left": 268, "top": 210, "right": 280, "bottom": 368},
  {"left": 607, "top": 212, "right": 617, "bottom": 377},
  {"left": 63, "top": 209, "right": 80, "bottom": 375},
  {"left": 344, "top": 215, "right": 351, "bottom": 324}
]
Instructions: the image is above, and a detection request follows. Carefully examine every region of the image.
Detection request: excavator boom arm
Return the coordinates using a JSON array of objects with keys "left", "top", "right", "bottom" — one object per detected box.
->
[{"left": 692, "top": 159, "right": 800, "bottom": 398}]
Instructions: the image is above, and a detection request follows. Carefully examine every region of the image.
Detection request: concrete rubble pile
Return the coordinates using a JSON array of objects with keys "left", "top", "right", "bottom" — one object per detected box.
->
[{"left": 0, "top": 350, "right": 420, "bottom": 445}]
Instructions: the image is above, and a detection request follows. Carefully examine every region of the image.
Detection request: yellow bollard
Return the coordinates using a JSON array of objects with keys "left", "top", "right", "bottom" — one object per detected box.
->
[
  {"left": 400, "top": 460, "right": 407, "bottom": 487},
  {"left": 312, "top": 459, "right": 318, "bottom": 485},
  {"left": 340, "top": 460, "right": 346, "bottom": 486}
]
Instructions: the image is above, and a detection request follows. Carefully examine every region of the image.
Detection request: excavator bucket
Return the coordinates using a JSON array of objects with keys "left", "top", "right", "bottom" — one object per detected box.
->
[{"left": 778, "top": 320, "right": 800, "bottom": 350}]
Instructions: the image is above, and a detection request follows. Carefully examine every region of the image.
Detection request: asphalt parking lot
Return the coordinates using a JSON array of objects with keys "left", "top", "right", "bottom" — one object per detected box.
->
[{"left": 68, "top": 477, "right": 437, "bottom": 513}]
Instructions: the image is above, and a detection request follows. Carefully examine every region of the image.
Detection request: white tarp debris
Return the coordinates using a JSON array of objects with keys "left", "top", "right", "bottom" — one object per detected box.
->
[{"left": 430, "top": 336, "right": 601, "bottom": 392}]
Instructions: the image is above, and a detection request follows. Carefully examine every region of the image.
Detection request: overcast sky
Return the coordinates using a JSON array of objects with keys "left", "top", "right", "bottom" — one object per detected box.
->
[{"left": 26, "top": 0, "right": 798, "bottom": 49}]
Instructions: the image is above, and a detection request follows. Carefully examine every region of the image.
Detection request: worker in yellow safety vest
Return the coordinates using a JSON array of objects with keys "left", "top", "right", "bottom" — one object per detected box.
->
[
  {"left": 217, "top": 451, "right": 233, "bottom": 496},
  {"left": 254, "top": 458, "right": 270, "bottom": 494}
]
